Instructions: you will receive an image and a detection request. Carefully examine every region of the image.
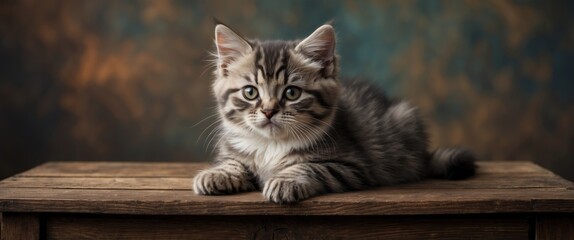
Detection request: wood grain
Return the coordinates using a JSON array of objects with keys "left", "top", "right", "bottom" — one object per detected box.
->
[
  {"left": 1, "top": 188, "right": 574, "bottom": 215},
  {"left": 536, "top": 215, "right": 574, "bottom": 240},
  {"left": 45, "top": 215, "right": 530, "bottom": 240},
  {"left": 1, "top": 161, "right": 573, "bottom": 239},
  {"left": 0, "top": 177, "right": 193, "bottom": 190},
  {"left": 0, "top": 213, "right": 39, "bottom": 240},
  {"left": 1, "top": 161, "right": 573, "bottom": 215},
  {"left": 16, "top": 161, "right": 553, "bottom": 177},
  {"left": 0, "top": 173, "right": 571, "bottom": 190},
  {"left": 18, "top": 162, "right": 204, "bottom": 178}
]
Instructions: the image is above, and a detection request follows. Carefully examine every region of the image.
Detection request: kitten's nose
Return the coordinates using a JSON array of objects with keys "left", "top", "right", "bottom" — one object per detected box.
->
[{"left": 261, "top": 109, "right": 278, "bottom": 119}]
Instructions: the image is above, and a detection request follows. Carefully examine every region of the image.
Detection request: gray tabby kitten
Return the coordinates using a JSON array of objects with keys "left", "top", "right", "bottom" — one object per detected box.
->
[{"left": 193, "top": 23, "right": 476, "bottom": 203}]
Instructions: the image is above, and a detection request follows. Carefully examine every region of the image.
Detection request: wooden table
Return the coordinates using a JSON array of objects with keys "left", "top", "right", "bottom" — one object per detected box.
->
[{"left": 0, "top": 161, "right": 573, "bottom": 239}]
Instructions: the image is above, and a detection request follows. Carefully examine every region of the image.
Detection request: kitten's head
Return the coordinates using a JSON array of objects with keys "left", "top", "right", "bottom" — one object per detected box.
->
[{"left": 212, "top": 23, "right": 339, "bottom": 143}]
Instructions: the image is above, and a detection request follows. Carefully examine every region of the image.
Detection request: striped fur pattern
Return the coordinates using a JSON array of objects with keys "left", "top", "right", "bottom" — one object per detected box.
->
[{"left": 193, "top": 24, "right": 477, "bottom": 203}]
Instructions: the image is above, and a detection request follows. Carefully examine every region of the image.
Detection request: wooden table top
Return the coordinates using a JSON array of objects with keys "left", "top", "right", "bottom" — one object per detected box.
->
[{"left": 0, "top": 161, "right": 573, "bottom": 216}]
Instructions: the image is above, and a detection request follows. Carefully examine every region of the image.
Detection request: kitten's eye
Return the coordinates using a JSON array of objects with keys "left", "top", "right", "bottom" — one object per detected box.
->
[
  {"left": 242, "top": 86, "right": 259, "bottom": 100},
  {"left": 284, "top": 86, "right": 302, "bottom": 101}
]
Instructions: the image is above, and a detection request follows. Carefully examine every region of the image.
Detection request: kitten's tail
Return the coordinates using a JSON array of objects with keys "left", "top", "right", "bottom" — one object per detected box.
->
[{"left": 428, "top": 148, "right": 477, "bottom": 180}]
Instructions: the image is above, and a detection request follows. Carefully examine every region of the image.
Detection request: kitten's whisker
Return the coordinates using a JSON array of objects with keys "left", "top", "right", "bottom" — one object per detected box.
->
[
  {"left": 205, "top": 124, "right": 222, "bottom": 143},
  {"left": 209, "top": 130, "right": 229, "bottom": 153},
  {"left": 205, "top": 128, "right": 224, "bottom": 151},
  {"left": 286, "top": 125, "right": 304, "bottom": 149},
  {"left": 209, "top": 124, "right": 240, "bottom": 153},
  {"left": 295, "top": 126, "right": 315, "bottom": 149},
  {"left": 196, "top": 119, "right": 223, "bottom": 145},
  {"left": 209, "top": 118, "right": 251, "bottom": 153},
  {"left": 285, "top": 118, "right": 337, "bottom": 157},
  {"left": 200, "top": 50, "right": 218, "bottom": 78},
  {"left": 298, "top": 123, "right": 325, "bottom": 152},
  {"left": 304, "top": 116, "right": 339, "bottom": 153},
  {"left": 285, "top": 119, "right": 319, "bottom": 152},
  {"left": 204, "top": 126, "right": 223, "bottom": 150},
  {"left": 293, "top": 124, "right": 316, "bottom": 152},
  {"left": 303, "top": 122, "right": 338, "bottom": 156},
  {"left": 190, "top": 112, "right": 220, "bottom": 128}
]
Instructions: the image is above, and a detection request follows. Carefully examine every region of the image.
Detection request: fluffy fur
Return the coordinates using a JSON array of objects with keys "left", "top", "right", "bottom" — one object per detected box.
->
[{"left": 193, "top": 23, "right": 477, "bottom": 203}]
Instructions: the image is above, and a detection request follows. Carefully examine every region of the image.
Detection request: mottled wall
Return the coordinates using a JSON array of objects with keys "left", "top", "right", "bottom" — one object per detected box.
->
[{"left": 1, "top": 0, "right": 573, "bottom": 180}]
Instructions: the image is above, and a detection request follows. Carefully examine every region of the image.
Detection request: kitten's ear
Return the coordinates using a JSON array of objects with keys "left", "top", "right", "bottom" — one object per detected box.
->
[
  {"left": 215, "top": 24, "right": 252, "bottom": 66},
  {"left": 295, "top": 25, "right": 336, "bottom": 63}
]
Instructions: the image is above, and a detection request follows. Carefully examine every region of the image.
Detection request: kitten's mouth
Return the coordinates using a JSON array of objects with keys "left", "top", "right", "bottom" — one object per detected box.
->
[
  {"left": 260, "top": 120, "right": 273, "bottom": 128},
  {"left": 259, "top": 119, "right": 279, "bottom": 131}
]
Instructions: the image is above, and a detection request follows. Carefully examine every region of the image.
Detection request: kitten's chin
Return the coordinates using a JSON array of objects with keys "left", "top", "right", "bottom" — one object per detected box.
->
[{"left": 253, "top": 122, "right": 288, "bottom": 140}]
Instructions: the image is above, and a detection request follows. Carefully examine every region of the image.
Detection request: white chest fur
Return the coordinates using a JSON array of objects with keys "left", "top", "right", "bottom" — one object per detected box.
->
[{"left": 228, "top": 135, "right": 300, "bottom": 183}]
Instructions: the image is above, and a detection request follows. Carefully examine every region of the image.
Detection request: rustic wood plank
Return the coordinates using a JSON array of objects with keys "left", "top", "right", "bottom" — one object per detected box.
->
[
  {"left": 475, "top": 161, "right": 553, "bottom": 174},
  {"left": 4, "top": 161, "right": 571, "bottom": 191},
  {"left": 17, "top": 161, "right": 552, "bottom": 178},
  {"left": 45, "top": 215, "right": 530, "bottom": 240},
  {"left": 0, "top": 173, "right": 571, "bottom": 191},
  {"left": 18, "top": 162, "right": 204, "bottom": 178},
  {"left": 1, "top": 187, "right": 574, "bottom": 215},
  {"left": 0, "top": 177, "right": 193, "bottom": 190},
  {"left": 0, "top": 213, "right": 39, "bottom": 240},
  {"left": 1, "top": 161, "right": 573, "bottom": 215},
  {"left": 536, "top": 215, "right": 574, "bottom": 240},
  {"left": 1, "top": 161, "right": 571, "bottom": 238}
]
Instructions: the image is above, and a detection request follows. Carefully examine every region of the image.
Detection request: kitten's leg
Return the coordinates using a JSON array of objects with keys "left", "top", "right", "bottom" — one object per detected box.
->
[
  {"left": 193, "top": 159, "right": 255, "bottom": 195},
  {"left": 263, "top": 161, "right": 365, "bottom": 203}
]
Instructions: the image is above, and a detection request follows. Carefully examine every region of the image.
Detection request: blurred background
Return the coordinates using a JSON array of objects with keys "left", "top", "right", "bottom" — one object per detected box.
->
[{"left": 1, "top": 0, "right": 573, "bottom": 181}]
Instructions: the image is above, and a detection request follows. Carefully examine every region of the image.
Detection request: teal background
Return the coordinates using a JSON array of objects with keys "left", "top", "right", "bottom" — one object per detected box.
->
[{"left": 1, "top": 0, "right": 573, "bottom": 180}]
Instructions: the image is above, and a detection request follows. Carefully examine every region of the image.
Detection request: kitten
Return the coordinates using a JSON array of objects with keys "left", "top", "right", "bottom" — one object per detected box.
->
[{"left": 193, "top": 23, "right": 476, "bottom": 203}]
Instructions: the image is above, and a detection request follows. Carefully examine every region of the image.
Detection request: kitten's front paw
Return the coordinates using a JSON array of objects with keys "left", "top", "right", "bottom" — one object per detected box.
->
[
  {"left": 262, "top": 178, "right": 313, "bottom": 203},
  {"left": 193, "top": 169, "right": 252, "bottom": 195}
]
